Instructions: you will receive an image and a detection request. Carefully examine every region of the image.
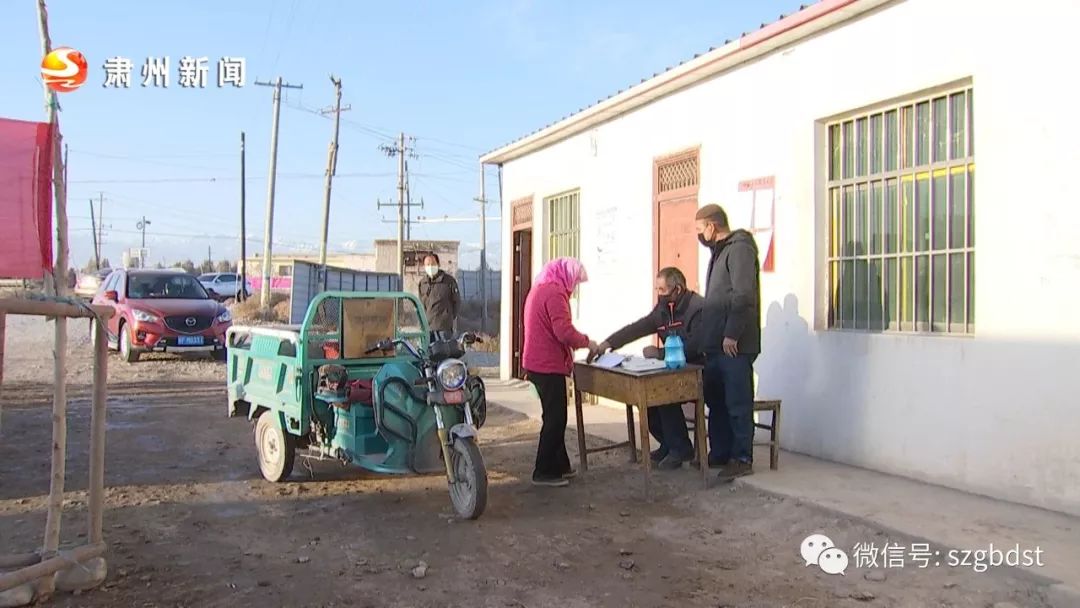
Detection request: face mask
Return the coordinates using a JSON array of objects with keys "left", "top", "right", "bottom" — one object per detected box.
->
[
  {"left": 424, "top": 265, "right": 438, "bottom": 278},
  {"left": 658, "top": 288, "right": 680, "bottom": 306},
  {"left": 697, "top": 233, "right": 712, "bottom": 248}
]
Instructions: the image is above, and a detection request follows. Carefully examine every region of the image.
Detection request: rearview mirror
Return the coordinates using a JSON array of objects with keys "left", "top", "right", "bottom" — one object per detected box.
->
[{"left": 105, "top": 290, "right": 118, "bottom": 302}]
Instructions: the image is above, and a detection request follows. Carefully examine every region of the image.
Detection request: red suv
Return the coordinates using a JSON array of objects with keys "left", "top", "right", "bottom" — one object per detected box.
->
[{"left": 92, "top": 268, "right": 232, "bottom": 362}]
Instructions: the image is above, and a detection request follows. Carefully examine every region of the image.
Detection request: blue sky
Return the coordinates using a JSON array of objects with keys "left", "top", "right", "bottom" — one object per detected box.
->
[{"left": 1, "top": 0, "right": 803, "bottom": 271}]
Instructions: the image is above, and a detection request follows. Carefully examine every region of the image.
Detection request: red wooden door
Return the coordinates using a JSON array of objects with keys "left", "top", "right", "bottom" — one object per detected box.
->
[
  {"left": 657, "top": 197, "right": 699, "bottom": 293},
  {"left": 653, "top": 149, "right": 701, "bottom": 293}
]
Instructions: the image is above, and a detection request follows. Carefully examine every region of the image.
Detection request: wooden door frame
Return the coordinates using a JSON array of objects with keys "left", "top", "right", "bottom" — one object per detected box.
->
[
  {"left": 652, "top": 146, "right": 701, "bottom": 284},
  {"left": 510, "top": 195, "right": 534, "bottom": 379}
]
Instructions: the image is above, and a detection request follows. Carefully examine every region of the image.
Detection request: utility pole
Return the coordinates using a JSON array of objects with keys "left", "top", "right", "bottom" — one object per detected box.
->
[
  {"left": 378, "top": 134, "right": 418, "bottom": 282},
  {"left": 89, "top": 199, "right": 100, "bottom": 269},
  {"left": 137, "top": 216, "right": 150, "bottom": 249},
  {"left": 97, "top": 192, "right": 104, "bottom": 261},
  {"left": 318, "top": 75, "right": 350, "bottom": 289},
  {"left": 254, "top": 76, "right": 303, "bottom": 308},
  {"left": 476, "top": 163, "right": 488, "bottom": 334},
  {"left": 404, "top": 161, "right": 422, "bottom": 240},
  {"left": 135, "top": 216, "right": 151, "bottom": 268},
  {"left": 239, "top": 131, "right": 247, "bottom": 301},
  {"left": 396, "top": 133, "right": 405, "bottom": 281}
]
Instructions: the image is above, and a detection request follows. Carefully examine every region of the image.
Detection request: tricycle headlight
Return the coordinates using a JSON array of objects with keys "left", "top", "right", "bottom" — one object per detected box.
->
[
  {"left": 436, "top": 359, "right": 467, "bottom": 391},
  {"left": 217, "top": 310, "right": 232, "bottom": 323},
  {"left": 132, "top": 309, "right": 160, "bottom": 324}
]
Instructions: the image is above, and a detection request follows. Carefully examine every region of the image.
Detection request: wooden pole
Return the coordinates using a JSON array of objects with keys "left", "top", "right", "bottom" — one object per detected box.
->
[
  {"left": 0, "top": 543, "right": 105, "bottom": 593},
  {"left": 0, "top": 553, "right": 40, "bottom": 570},
  {"left": 37, "top": 0, "right": 71, "bottom": 597},
  {"left": 318, "top": 75, "right": 346, "bottom": 280},
  {"left": 0, "top": 299, "right": 113, "bottom": 319},
  {"left": 87, "top": 319, "right": 107, "bottom": 544}
]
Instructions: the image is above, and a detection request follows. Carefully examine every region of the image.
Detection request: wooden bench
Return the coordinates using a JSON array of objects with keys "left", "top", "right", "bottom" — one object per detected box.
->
[{"left": 684, "top": 398, "right": 781, "bottom": 470}]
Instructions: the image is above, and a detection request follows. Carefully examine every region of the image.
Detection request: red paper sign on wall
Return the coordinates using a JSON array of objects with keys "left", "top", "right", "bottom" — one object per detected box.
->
[{"left": 0, "top": 117, "right": 54, "bottom": 279}]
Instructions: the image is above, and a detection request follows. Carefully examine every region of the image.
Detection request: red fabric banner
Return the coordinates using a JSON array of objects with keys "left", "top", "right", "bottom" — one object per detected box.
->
[{"left": 0, "top": 117, "right": 54, "bottom": 279}]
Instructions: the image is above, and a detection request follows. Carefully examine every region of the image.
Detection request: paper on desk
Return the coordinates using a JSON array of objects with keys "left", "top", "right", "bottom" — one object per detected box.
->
[
  {"left": 620, "top": 356, "right": 668, "bottom": 372},
  {"left": 593, "top": 352, "right": 626, "bottom": 369}
]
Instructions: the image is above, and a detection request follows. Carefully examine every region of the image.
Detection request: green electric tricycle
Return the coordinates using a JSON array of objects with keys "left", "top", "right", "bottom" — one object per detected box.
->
[{"left": 225, "top": 291, "right": 489, "bottom": 519}]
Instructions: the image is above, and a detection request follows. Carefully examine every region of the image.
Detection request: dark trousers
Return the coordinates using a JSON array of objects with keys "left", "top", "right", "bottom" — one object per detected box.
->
[
  {"left": 647, "top": 404, "right": 693, "bottom": 458},
  {"left": 704, "top": 352, "right": 757, "bottom": 464},
  {"left": 526, "top": 371, "right": 572, "bottom": 478}
]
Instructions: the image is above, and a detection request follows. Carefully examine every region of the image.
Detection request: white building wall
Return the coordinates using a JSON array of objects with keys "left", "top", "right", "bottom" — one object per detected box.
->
[{"left": 498, "top": 0, "right": 1080, "bottom": 514}]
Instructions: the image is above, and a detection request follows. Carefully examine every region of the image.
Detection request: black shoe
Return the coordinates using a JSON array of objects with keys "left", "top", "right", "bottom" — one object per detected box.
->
[
  {"left": 657, "top": 453, "right": 690, "bottom": 471},
  {"left": 708, "top": 458, "right": 728, "bottom": 469},
  {"left": 717, "top": 460, "right": 753, "bottom": 482},
  {"left": 650, "top": 448, "right": 668, "bottom": 463},
  {"left": 532, "top": 474, "right": 569, "bottom": 487},
  {"left": 561, "top": 469, "right": 577, "bottom": 479}
]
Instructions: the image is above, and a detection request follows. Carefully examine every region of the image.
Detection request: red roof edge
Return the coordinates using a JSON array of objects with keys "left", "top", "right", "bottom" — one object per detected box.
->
[{"left": 741, "top": 0, "right": 860, "bottom": 49}]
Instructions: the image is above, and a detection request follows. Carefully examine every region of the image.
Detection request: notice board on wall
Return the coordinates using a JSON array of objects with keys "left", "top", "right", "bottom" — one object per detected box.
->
[{"left": 732, "top": 176, "right": 776, "bottom": 273}]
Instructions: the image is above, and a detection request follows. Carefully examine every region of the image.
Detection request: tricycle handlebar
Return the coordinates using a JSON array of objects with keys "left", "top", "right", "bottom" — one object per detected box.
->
[{"left": 366, "top": 338, "right": 423, "bottom": 360}]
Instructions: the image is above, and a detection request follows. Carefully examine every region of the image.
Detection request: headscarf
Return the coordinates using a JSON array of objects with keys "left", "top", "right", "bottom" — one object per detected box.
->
[{"left": 534, "top": 257, "right": 587, "bottom": 295}]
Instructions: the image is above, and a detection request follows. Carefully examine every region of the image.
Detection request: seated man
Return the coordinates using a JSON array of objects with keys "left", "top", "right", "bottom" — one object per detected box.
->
[{"left": 592, "top": 267, "right": 705, "bottom": 470}]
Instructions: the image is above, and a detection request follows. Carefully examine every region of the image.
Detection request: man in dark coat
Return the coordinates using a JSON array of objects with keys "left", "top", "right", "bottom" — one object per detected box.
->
[
  {"left": 592, "top": 267, "right": 705, "bottom": 470},
  {"left": 695, "top": 203, "right": 761, "bottom": 481},
  {"left": 418, "top": 253, "right": 461, "bottom": 335}
]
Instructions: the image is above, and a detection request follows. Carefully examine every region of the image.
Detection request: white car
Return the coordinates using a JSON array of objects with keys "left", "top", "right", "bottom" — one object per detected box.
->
[
  {"left": 197, "top": 272, "right": 251, "bottom": 301},
  {"left": 75, "top": 267, "right": 115, "bottom": 300}
]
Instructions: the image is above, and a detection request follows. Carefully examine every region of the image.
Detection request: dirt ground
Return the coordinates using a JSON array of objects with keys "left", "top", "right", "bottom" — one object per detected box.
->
[{"left": 0, "top": 315, "right": 1055, "bottom": 607}]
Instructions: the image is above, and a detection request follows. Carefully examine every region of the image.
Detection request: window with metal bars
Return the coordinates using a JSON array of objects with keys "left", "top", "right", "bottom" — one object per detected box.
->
[
  {"left": 826, "top": 85, "right": 974, "bottom": 334},
  {"left": 545, "top": 190, "right": 580, "bottom": 262}
]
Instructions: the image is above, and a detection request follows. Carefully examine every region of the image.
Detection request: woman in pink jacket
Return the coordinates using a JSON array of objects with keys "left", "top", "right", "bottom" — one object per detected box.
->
[{"left": 522, "top": 257, "right": 598, "bottom": 486}]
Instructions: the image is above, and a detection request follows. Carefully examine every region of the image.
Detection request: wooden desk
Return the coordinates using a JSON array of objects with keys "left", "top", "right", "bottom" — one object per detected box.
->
[{"left": 572, "top": 362, "right": 707, "bottom": 496}]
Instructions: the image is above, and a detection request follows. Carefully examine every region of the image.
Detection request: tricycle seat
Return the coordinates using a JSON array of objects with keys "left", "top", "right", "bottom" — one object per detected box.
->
[{"left": 346, "top": 379, "right": 374, "bottom": 407}]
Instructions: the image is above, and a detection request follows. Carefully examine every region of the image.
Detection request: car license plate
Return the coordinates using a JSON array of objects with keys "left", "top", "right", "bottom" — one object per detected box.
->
[
  {"left": 177, "top": 336, "right": 204, "bottom": 346},
  {"left": 443, "top": 389, "right": 464, "bottom": 404}
]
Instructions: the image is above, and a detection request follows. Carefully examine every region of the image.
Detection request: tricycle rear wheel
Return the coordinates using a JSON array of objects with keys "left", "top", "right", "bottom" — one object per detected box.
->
[
  {"left": 255, "top": 412, "right": 295, "bottom": 482},
  {"left": 448, "top": 438, "right": 487, "bottom": 520}
]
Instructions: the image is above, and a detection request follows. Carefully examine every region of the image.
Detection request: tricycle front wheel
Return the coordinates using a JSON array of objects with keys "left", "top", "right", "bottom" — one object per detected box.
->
[
  {"left": 448, "top": 437, "right": 488, "bottom": 520},
  {"left": 255, "top": 412, "right": 295, "bottom": 482}
]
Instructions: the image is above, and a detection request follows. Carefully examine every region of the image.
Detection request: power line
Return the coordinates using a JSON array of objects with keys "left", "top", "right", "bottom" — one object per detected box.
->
[
  {"left": 68, "top": 196, "right": 366, "bottom": 247},
  {"left": 258, "top": 0, "right": 279, "bottom": 63},
  {"left": 69, "top": 226, "right": 343, "bottom": 253},
  {"left": 414, "top": 136, "right": 485, "bottom": 153},
  {"left": 418, "top": 150, "right": 479, "bottom": 173},
  {"left": 271, "top": 0, "right": 301, "bottom": 73},
  {"left": 69, "top": 148, "right": 236, "bottom": 159},
  {"left": 69, "top": 171, "right": 394, "bottom": 184}
]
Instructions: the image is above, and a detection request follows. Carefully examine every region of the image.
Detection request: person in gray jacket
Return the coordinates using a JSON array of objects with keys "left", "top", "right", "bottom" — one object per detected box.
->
[
  {"left": 591, "top": 267, "right": 705, "bottom": 470},
  {"left": 695, "top": 203, "right": 761, "bottom": 481},
  {"left": 418, "top": 253, "right": 461, "bottom": 335}
]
